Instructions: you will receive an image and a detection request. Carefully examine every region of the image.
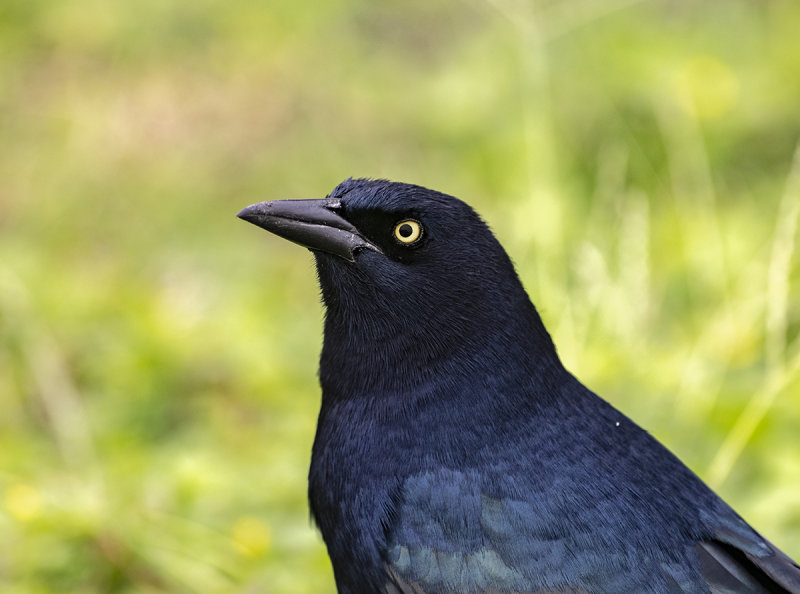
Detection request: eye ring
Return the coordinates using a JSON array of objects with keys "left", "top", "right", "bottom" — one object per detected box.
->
[{"left": 393, "top": 219, "right": 423, "bottom": 244}]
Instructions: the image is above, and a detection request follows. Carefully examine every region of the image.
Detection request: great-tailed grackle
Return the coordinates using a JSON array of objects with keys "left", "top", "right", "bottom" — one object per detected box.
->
[{"left": 237, "top": 178, "right": 800, "bottom": 593}]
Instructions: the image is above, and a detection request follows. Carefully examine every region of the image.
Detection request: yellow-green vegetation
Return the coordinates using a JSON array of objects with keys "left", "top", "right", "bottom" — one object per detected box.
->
[{"left": 2, "top": 1, "right": 799, "bottom": 592}]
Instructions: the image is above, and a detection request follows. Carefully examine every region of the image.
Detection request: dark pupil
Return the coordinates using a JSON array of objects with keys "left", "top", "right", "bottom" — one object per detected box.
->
[{"left": 399, "top": 224, "right": 413, "bottom": 238}]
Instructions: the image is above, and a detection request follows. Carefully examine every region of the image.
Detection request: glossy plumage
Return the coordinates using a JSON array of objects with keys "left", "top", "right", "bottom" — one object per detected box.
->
[{"left": 238, "top": 179, "right": 800, "bottom": 593}]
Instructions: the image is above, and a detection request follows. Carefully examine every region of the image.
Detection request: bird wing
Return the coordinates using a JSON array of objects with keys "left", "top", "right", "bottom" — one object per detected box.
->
[
  {"left": 379, "top": 471, "right": 800, "bottom": 593},
  {"left": 697, "top": 507, "right": 800, "bottom": 593},
  {"left": 378, "top": 469, "right": 685, "bottom": 593}
]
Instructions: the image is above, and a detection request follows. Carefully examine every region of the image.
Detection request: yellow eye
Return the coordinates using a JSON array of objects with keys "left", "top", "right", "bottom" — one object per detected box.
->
[{"left": 393, "top": 219, "right": 422, "bottom": 244}]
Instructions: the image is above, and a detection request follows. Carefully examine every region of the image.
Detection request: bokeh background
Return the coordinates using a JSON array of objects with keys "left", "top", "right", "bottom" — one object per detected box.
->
[{"left": 2, "top": 0, "right": 799, "bottom": 592}]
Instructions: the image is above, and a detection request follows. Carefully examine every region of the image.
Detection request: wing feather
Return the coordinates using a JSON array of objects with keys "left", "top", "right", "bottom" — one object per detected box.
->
[{"left": 698, "top": 513, "right": 800, "bottom": 593}]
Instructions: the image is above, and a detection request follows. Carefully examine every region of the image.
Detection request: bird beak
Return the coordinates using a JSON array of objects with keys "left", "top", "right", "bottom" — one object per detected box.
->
[{"left": 237, "top": 198, "right": 381, "bottom": 262}]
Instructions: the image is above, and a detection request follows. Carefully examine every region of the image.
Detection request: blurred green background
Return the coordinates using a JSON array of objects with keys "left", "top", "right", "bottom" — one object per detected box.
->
[{"left": 1, "top": 0, "right": 799, "bottom": 592}]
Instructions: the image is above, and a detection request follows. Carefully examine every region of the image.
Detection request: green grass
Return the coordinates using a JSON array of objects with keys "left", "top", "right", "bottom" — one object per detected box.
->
[{"left": 1, "top": 0, "right": 799, "bottom": 591}]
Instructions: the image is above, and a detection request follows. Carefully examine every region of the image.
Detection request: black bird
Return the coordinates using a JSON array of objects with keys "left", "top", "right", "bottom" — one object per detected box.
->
[{"left": 237, "top": 179, "right": 800, "bottom": 593}]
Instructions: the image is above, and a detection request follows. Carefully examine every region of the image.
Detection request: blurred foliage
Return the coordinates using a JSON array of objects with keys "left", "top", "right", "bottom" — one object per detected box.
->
[{"left": 1, "top": 0, "right": 799, "bottom": 591}]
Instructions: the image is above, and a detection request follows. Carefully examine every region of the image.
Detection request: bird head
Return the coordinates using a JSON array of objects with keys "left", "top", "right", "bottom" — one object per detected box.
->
[{"left": 238, "top": 178, "right": 559, "bottom": 398}]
